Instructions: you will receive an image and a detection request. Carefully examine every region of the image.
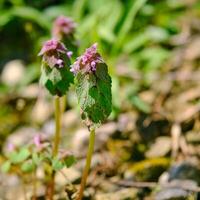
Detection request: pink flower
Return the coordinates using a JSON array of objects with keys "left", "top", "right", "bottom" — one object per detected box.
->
[
  {"left": 70, "top": 43, "right": 103, "bottom": 74},
  {"left": 38, "top": 39, "right": 67, "bottom": 56},
  {"left": 7, "top": 143, "right": 15, "bottom": 152},
  {"left": 33, "top": 134, "right": 41, "bottom": 148},
  {"left": 67, "top": 51, "right": 73, "bottom": 58},
  {"left": 52, "top": 16, "right": 76, "bottom": 40},
  {"left": 38, "top": 39, "right": 72, "bottom": 68}
]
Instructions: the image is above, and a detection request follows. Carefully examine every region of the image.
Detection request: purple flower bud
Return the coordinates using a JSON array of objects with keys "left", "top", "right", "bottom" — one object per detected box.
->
[
  {"left": 70, "top": 43, "right": 103, "bottom": 74},
  {"left": 38, "top": 39, "right": 67, "bottom": 56},
  {"left": 7, "top": 143, "right": 15, "bottom": 152},
  {"left": 52, "top": 16, "right": 76, "bottom": 40},
  {"left": 67, "top": 51, "right": 73, "bottom": 58},
  {"left": 33, "top": 134, "right": 41, "bottom": 148},
  {"left": 38, "top": 39, "right": 69, "bottom": 68},
  {"left": 91, "top": 61, "right": 96, "bottom": 71}
]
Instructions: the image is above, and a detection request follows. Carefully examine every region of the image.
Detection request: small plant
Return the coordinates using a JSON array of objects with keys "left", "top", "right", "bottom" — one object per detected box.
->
[
  {"left": 1, "top": 135, "right": 75, "bottom": 199},
  {"left": 71, "top": 43, "right": 112, "bottom": 200},
  {"left": 2, "top": 16, "right": 112, "bottom": 200},
  {"left": 52, "top": 15, "right": 78, "bottom": 112},
  {"left": 52, "top": 15, "right": 78, "bottom": 58},
  {"left": 38, "top": 39, "right": 74, "bottom": 199}
]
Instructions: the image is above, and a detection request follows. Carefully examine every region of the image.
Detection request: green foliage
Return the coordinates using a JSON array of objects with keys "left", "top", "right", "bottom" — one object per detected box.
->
[
  {"left": 52, "top": 157, "right": 63, "bottom": 171},
  {"left": 21, "top": 160, "right": 35, "bottom": 173},
  {"left": 1, "top": 161, "right": 11, "bottom": 173},
  {"left": 52, "top": 155, "right": 77, "bottom": 171},
  {"left": 75, "top": 63, "right": 112, "bottom": 126},
  {"left": 130, "top": 95, "right": 151, "bottom": 114},
  {"left": 40, "top": 58, "right": 73, "bottom": 97},
  {"left": 8, "top": 147, "right": 30, "bottom": 164},
  {"left": 64, "top": 155, "right": 77, "bottom": 168},
  {"left": 32, "top": 152, "right": 43, "bottom": 165}
]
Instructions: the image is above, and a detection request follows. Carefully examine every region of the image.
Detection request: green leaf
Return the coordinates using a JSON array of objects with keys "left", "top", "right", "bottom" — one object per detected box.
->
[
  {"left": 32, "top": 152, "right": 42, "bottom": 165},
  {"left": 9, "top": 148, "right": 30, "bottom": 164},
  {"left": 64, "top": 155, "right": 77, "bottom": 168},
  {"left": 114, "top": 0, "right": 148, "bottom": 51},
  {"left": 21, "top": 161, "right": 35, "bottom": 173},
  {"left": 75, "top": 63, "right": 112, "bottom": 125},
  {"left": 1, "top": 161, "right": 11, "bottom": 173},
  {"left": 40, "top": 57, "right": 73, "bottom": 97},
  {"left": 130, "top": 95, "right": 151, "bottom": 113},
  {"left": 52, "top": 158, "right": 64, "bottom": 171}
]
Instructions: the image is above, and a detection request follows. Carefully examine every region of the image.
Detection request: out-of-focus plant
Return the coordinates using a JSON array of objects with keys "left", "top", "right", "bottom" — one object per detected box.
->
[
  {"left": 52, "top": 15, "right": 78, "bottom": 112},
  {"left": 1, "top": 134, "right": 75, "bottom": 199},
  {"left": 52, "top": 15, "right": 78, "bottom": 57},
  {"left": 71, "top": 43, "right": 112, "bottom": 200}
]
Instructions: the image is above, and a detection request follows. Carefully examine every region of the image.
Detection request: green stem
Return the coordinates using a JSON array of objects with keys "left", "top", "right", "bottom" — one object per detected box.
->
[
  {"left": 76, "top": 128, "right": 95, "bottom": 200},
  {"left": 32, "top": 169, "right": 37, "bottom": 200},
  {"left": 48, "top": 96, "right": 61, "bottom": 200},
  {"left": 53, "top": 96, "right": 61, "bottom": 156},
  {"left": 61, "top": 94, "right": 67, "bottom": 114}
]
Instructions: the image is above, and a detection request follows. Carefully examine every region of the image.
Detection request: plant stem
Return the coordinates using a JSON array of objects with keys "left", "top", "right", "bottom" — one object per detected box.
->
[
  {"left": 48, "top": 96, "right": 61, "bottom": 200},
  {"left": 32, "top": 169, "right": 37, "bottom": 200},
  {"left": 76, "top": 128, "right": 95, "bottom": 200},
  {"left": 61, "top": 94, "right": 67, "bottom": 114},
  {"left": 53, "top": 96, "right": 61, "bottom": 156}
]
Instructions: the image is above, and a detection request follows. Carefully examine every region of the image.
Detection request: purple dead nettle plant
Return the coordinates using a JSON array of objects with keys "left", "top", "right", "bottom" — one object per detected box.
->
[
  {"left": 52, "top": 16, "right": 76, "bottom": 40},
  {"left": 52, "top": 16, "right": 78, "bottom": 58},
  {"left": 38, "top": 38, "right": 74, "bottom": 199},
  {"left": 71, "top": 43, "right": 112, "bottom": 200},
  {"left": 1, "top": 134, "right": 51, "bottom": 200},
  {"left": 52, "top": 15, "right": 78, "bottom": 114}
]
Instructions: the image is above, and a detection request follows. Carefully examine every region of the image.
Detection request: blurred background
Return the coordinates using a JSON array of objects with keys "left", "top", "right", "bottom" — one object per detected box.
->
[{"left": 1, "top": 0, "right": 200, "bottom": 199}]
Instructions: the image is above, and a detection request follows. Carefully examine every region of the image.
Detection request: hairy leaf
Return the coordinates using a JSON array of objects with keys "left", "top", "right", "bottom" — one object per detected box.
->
[
  {"left": 75, "top": 63, "right": 112, "bottom": 126},
  {"left": 40, "top": 56, "right": 73, "bottom": 96}
]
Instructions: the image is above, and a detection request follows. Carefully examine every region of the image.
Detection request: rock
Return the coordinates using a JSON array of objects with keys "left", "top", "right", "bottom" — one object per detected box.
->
[
  {"left": 155, "top": 188, "right": 190, "bottom": 200},
  {"left": 0, "top": 174, "right": 23, "bottom": 200},
  {"left": 62, "top": 110, "right": 80, "bottom": 130},
  {"left": 72, "top": 122, "right": 117, "bottom": 155},
  {"left": 96, "top": 122, "right": 118, "bottom": 143},
  {"left": 186, "top": 131, "right": 200, "bottom": 144},
  {"left": 31, "top": 96, "right": 53, "bottom": 124},
  {"left": 126, "top": 158, "right": 170, "bottom": 181},
  {"left": 42, "top": 119, "right": 55, "bottom": 138},
  {"left": 55, "top": 167, "right": 81, "bottom": 186},
  {"left": 165, "top": 179, "right": 198, "bottom": 191},
  {"left": 1, "top": 60, "right": 25, "bottom": 86},
  {"left": 146, "top": 136, "right": 171, "bottom": 158},
  {"left": 168, "top": 161, "right": 200, "bottom": 184},
  {"left": 20, "top": 83, "right": 40, "bottom": 99},
  {"left": 95, "top": 188, "right": 138, "bottom": 200},
  {"left": 185, "top": 37, "right": 200, "bottom": 60},
  {"left": 4, "top": 127, "right": 38, "bottom": 149},
  {"left": 71, "top": 128, "right": 88, "bottom": 155},
  {"left": 118, "top": 112, "right": 137, "bottom": 133}
]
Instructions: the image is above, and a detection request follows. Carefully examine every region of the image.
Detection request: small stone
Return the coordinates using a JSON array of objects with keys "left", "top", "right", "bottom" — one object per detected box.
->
[
  {"left": 4, "top": 127, "right": 38, "bottom": 149},
  {"left": 62, "top": 110, "right": 80, "bottom": 130},
  {"left": 55, "top": 167, "right": 81, "bottom": 186},
  {"left": 95, "top": 188, "right": 138, "bottom": 200},
  {"left": 1, "top": 60, "right": 25, "bottom": 86},
  {"left": 20, "top": 84, "right": 40, "bottom": 98},
  {"left": 118, "top": 112, "right": 136, "bottom": 132},
  {"left": 168, "top": 161, "right": 200, "bottom": 184},
  {"left": 155, "top": 188, "right": 190, "bottom": 200},
  {"left": 72, "top": 122, "right": 117, "bottom": 156},
  {"left": 146, "top": 136, "right": 171, "bottom": 158},
  {"left": 31, "top": 96, "right": 53, "bottom": 124}
]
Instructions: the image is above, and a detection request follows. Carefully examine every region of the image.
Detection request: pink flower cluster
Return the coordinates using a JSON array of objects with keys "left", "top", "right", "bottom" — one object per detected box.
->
[
  {"left": 52, "top": 16, "right": 76, "bottom": 40},
  {"left": 38, "top": 39, "right": 72, "bottom": 68},
  {"left": 70, "top": 43, "right": 103, "bottom": 74}
]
